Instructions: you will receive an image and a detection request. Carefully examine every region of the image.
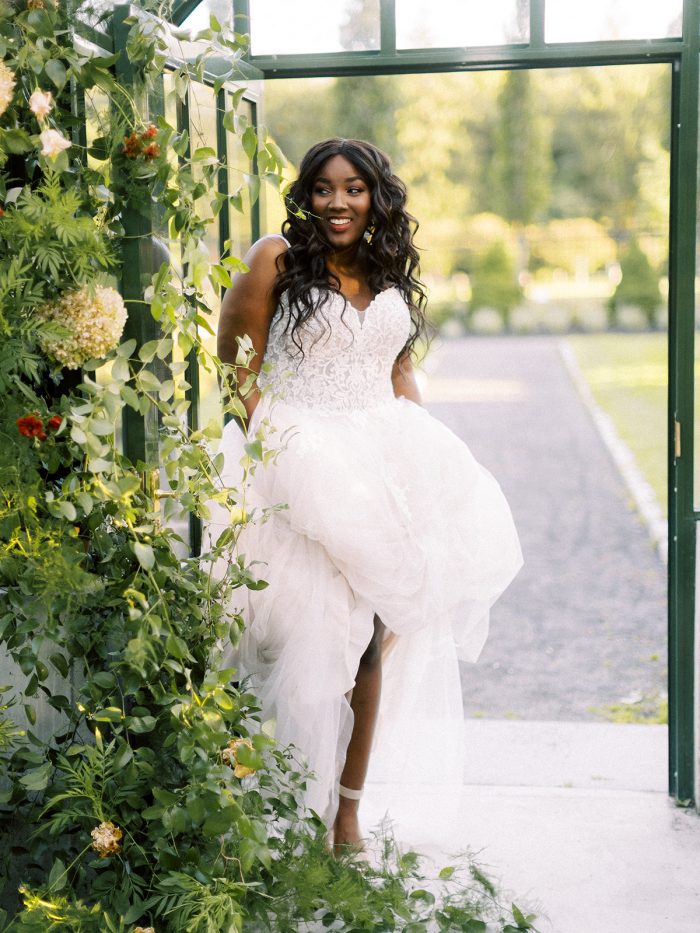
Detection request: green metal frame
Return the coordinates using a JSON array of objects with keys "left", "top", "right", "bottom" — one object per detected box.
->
[{"left": 116, "top": 0, "right": 698, "bottom": 804}]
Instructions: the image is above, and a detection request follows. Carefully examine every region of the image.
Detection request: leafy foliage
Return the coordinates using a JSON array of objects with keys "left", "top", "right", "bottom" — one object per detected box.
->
[
  {"left": 470, "top": 241, "right": 523, "bottom": 328},
  {"left": 608, "top": 238, "right": 661, "bottom": 328},
  {"left": 0, "top": 2, "right": 539, "bottom": 931}
]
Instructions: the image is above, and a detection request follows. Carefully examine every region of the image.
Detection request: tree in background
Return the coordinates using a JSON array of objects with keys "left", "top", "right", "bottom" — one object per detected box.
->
[
  {"left": 546, "top": 66, "right": 669, "bottom": 237},
  {"left": 608, "top": 238, "right": 661, "bottom": 328},
  {"left": 470, "top": 241, "right": 523, "bottom": 330},
  {"left": 490, "top": 70, "right": 553, "bottom": 275},
  {"left": 331, "top": 0, "right": 405, "bottom": 157}
]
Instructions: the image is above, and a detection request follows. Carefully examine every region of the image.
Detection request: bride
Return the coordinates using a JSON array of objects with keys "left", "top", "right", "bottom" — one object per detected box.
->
[{"left": 213, "top": 137, "right": 522, "bottom": 852}]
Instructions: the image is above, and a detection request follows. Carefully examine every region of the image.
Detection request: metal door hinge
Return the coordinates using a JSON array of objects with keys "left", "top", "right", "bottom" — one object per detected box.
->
[{"left": 674, "top": 417, "right": 681, "bottom": 459}]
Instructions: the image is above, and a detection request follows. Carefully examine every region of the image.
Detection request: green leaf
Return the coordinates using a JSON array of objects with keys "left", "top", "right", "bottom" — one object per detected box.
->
[
  {"left": 48, "top": 857, "right": 66, "bottom": 892},
  {"left": 92, "top": 671, "right": 116, "bottom": 689},
  {"left": 132, "top": 541, "right": 155, "bottom": 571},
  {"left": 88, "top": 457, "right": 112, "bottom": 473},
  {"left": 90, "top": 419, "right": 115, "bottom": 437},
  {"left": 49, "top": 653, "right": 69, "bottom": 677},
  {"left": 88, "top": 136, "right": 110, "bottom": 161},
  {"left": 117, "top": 338, "right": 138, "bottom": 357},
  {"left": 242, "top": 126, "right": 257, "bottom": 161},
  {"left": 45, "top": 59, "right": 68, "bottom": 90},
  {"left": 138, "top": 340, "right": 159, "bottom": 362},
  {"left": 192, "top": 146, "right": 217, "bottom": 162},
  {"left": 203, "top": 805, "right": 239, "bottom": 836},
  {"left": 247, "top": 173, "right": 261, "bottom": 205},
  {"left": 1, "top": 128, "right": 33, "bottom": 154},
  {"left": 244, "top": 440, "right": 262, "bottom": 461},
  {"left": 19, "top": 761, "right": 52, "bottom": 791},
  {"left": 121, "top": 385, "right": 140, "bottom": 410},
  {"left": 129, "top": 715, "right": 157, "bottom": 733},
  {"left": 27, "top": 8, "right": 54, "bottom": 36},
  {"left": 57, "top": 500, "right": 77, "bottom": 521},
  {"left": 111, "top": 356, "right": 130, "bottom": 381},
  {"left": 76, "top": 491, "right": 93, "bottom": 515}
]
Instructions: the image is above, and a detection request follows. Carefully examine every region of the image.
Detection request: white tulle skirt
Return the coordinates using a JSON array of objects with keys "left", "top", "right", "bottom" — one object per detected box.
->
[{"left": 204, "top": 395, "right": 522, "bottom": 825}]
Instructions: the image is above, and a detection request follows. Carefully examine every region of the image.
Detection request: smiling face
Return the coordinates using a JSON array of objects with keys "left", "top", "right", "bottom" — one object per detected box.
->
[{"left": 310, "top": 154, "right": 373, "bottom": 249}]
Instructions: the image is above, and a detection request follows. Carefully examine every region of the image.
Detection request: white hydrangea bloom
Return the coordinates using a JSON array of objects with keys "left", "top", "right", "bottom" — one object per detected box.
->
[
  {"left": 0, "top": 61, "right": 16, "bottom": 116},
  {"left": 40, "top": 128, "right": 71, "bottom": 158},
  {"left": 37, "top": 285, "right": 128, "bottom": 369},
  {"left": 29, "top": 88, "right": 53, "bottom": 119}
]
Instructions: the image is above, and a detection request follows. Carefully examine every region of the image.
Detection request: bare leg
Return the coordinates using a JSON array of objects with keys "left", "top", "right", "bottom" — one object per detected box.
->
[{"left": 333, "top": 614, "right": 385, "bottom": 853}]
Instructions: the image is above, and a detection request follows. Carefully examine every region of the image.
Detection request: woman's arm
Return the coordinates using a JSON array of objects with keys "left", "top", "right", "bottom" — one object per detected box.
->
[
  {"left": 217, "top": 236, "right": 287, "bottom": 425},
  {"left": 391, "top": 352, "right": 422, "bottom": 405}
]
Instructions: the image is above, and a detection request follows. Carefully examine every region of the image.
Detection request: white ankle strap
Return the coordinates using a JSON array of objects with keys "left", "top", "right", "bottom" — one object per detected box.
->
[{"left": 338, "top": 783, "right": 363, "bottom": 800}]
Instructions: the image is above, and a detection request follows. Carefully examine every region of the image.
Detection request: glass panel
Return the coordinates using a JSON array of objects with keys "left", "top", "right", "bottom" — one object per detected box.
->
[
  {"left": 226, "top": 98, "right": 255, "bottom": 261},
  {"left": 546, "top": 0, "right": 682, "bottom": 43},
  {"left": 396, "top": 0, "right": 528, "bottom": 49},
  {"left": 249, "top": 0, "right": 380, "bottom": 55},
  {"left": 188, "top": 81, "right": 222, "bottom": 432},
  {"left": 180, "top": 0, "right": 234, "bottom": 31}
]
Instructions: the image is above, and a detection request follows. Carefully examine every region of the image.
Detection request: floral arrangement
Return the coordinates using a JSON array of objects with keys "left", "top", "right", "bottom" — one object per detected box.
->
[
  {"left": 35, "top": 284, "right": 127, "bottom": 368},
  {"left": 0, "top": 1, "right": 538, "bottom": 931}
]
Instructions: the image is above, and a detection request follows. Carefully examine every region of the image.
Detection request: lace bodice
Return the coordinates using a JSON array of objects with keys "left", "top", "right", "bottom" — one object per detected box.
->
[{"left": 258, "top": 287, "right": 411, "bottom": 412}]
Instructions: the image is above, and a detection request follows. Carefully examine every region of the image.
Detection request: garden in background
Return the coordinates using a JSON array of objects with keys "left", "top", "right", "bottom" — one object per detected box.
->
[
  {"left": 0, "top": 2, "right": 539, "bottom": 931},
  {"left": 264, "top": 59, "right": 673, "bottom": 524}
]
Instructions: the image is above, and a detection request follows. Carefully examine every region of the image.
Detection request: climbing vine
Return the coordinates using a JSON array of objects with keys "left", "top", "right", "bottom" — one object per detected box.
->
[{"left": 0, "top": 1, "right": 538, "bottom": 930}]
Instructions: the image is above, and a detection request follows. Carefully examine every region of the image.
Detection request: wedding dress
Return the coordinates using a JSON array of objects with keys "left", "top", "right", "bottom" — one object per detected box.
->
[{"left": 206, "top": 239, "right": 523, "bottom": 825}]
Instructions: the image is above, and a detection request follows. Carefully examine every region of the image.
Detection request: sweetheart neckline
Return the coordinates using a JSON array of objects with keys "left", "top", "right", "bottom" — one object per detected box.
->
[{"left": 342, "top": 286, "right": 399, "bottom": 325}]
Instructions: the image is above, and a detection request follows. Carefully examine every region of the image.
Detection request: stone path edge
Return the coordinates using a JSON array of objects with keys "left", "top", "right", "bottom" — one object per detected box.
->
[{"left": 558, "top": 339, "right": 668, "bottom": 564}]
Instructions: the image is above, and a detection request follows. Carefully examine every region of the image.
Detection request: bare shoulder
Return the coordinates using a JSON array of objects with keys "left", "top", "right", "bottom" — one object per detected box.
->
[
  {"left": 218, "top": 236, "right": 289, "bottom": 361},
  {"left": 242, "top": 234, "right": 289, "bottom": 275}
]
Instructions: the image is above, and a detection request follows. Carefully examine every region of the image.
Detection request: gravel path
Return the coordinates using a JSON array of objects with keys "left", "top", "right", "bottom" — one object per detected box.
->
[{"left": 423, "top": 335, "right": 667, "bottom": 721}]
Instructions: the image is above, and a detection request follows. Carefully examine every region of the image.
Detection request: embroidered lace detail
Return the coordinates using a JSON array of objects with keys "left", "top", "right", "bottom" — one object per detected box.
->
[{"left": 258, "top": 287, "right": 411, "bottom": 412}]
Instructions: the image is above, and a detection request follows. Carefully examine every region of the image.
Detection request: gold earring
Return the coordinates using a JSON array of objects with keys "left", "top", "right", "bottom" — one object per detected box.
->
[{"left": 363, "top": 223, "right": 376, "bottom": 245}]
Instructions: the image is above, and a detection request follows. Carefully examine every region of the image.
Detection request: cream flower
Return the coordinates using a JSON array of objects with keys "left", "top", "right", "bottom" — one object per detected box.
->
[
  {"left": 36, "top": 285, "right": 128, "bottom": 369},
  {"left": 90, "top": 820, "right": 123, "bottom": 858},
  {"left": 40, "top": 128, "right": 71, "bottom": 158},
  {"left": 222, "top": 737, "right": 257, "bottom": 778},
  {"left": 0, "top": 61, "right": 16, "bottom": 117},
  {"left": 29, "top": 89, "right": 53, "bottom": 120},
  {"left": 133, "top": 928, "right": 155, "bottom": 933}
]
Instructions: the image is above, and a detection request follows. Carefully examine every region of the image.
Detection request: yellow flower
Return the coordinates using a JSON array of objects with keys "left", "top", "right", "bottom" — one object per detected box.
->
[
  {"left": 36, "top": 285, "right": 127, "bottom": 369},
  {"left": 90, "top": 820, "right": 123, "bottom": 858},
  {"left": 29, "top": 89, "right": 53, "bottom": 120},
  {"left": 39, "top": 128, "right": 71, "bottom": 158},
  {"left": 0, "top": 61, "right": 16, "bottom": 117},
  {"left": 222, "top": 737, "right": 257, "bottom": 778},
  {"left": 133, "top": 927, "right": 155, "bottom": 933}
]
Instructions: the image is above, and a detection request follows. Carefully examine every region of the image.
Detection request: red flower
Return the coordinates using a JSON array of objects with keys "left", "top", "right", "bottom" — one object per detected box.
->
[
  {"left": 0, "top": 206, "right": 4, "bottom": 217},
  {"left": 142, "top": 125, "right": 157, "bottom": 139},
  {"left": 47, "top": 415, "right": 62, "bottom": 431},
  {"left": 17, "top": 414, "right": 46, "bottom": 440},
  {"left": 143, "top": 143, "right": 160, "bottom": 161},
  {"left": 121, "top": 131, "right": 142, "bottom": 159}
]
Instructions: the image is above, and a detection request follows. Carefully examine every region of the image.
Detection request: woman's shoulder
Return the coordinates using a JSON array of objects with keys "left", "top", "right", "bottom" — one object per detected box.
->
[
  {"left": 248, "top": 232, "right": 290, "bottom": 259},
  {"left": 238, "top": 234, "right": 289, "bottom": 292}
]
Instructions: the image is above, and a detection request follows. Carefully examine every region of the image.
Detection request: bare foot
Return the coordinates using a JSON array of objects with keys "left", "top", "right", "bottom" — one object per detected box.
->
[{"left": 333, "top": 801, "right": 366, "bottom": 858}]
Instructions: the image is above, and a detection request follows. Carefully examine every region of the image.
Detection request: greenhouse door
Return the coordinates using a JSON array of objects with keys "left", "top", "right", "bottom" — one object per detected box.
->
[{"left": 219, "top": 0, "right": 699, "bottom": 806}]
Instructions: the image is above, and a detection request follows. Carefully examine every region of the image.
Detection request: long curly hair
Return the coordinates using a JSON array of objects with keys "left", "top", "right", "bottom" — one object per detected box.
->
[{"left": 276, "top": 138, "right": 428, "bottom": 359}]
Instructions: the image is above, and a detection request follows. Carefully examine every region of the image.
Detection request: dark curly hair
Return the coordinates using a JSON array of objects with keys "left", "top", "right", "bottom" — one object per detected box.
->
[{"left": 275, "top": 138, "right": 428, "bottom": 360}]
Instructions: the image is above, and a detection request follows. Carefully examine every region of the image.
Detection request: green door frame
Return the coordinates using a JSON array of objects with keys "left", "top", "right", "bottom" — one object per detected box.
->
[{"left": 173, "top": 0, "right": 700, "bottom": 805}]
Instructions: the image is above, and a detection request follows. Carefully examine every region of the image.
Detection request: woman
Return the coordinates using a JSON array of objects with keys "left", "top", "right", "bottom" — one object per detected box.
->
[{"left": 213, "top": 138, "right": 522, "bottom": 852}]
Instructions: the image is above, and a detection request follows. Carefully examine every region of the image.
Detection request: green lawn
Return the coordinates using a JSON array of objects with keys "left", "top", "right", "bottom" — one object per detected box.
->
[{"left": 565, "top": 333, "right": 668, "bottom": 515}]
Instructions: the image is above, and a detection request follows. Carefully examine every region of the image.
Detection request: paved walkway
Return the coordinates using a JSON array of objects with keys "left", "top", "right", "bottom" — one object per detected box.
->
[
  {"left": 365, "top": 722, "right": 700, "bottom": 933},
  {"left": 422, "top": 335, "right": 667, "bottom": 721}
]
